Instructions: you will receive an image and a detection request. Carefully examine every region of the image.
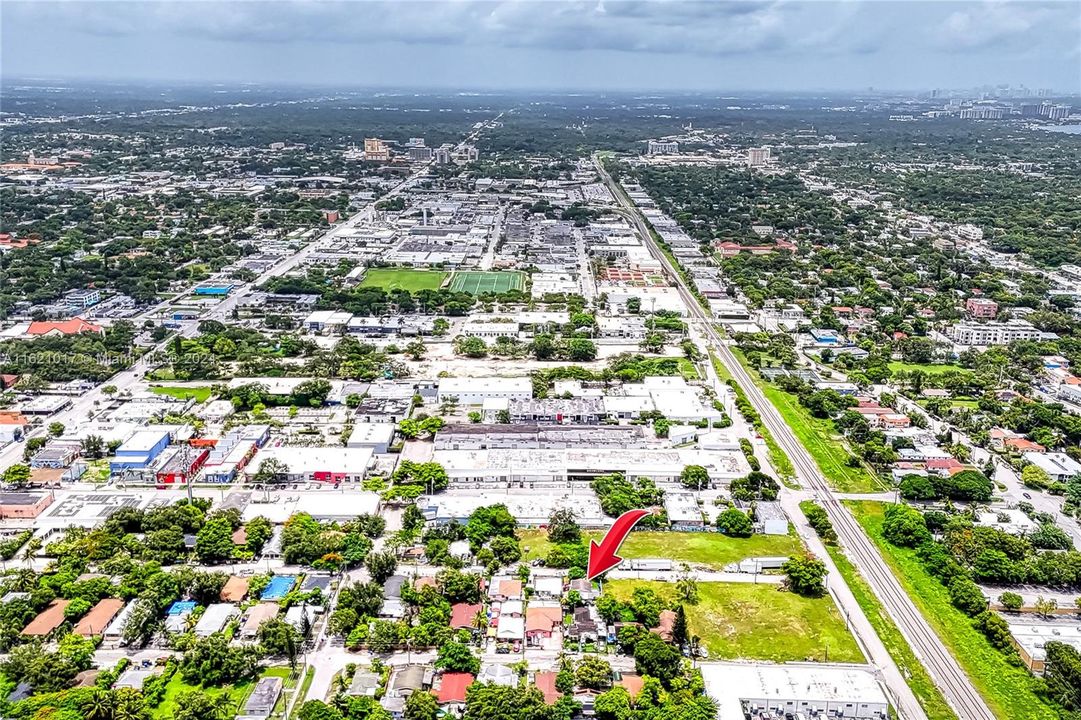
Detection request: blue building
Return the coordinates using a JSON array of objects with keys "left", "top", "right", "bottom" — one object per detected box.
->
[
  {"left": 808, "top": 328, "right": 843, "bottom": 345},
  {"left": 193, "top": 283, "right": 235, "bottom": 296},
  {"left": 110, "top": 429, "right": 171, "bottom": 472}
]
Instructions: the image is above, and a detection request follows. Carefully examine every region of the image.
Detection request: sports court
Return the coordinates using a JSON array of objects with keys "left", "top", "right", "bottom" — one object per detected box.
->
[{"left": 449, "top": 271, "right": 525, "bottom": 294}]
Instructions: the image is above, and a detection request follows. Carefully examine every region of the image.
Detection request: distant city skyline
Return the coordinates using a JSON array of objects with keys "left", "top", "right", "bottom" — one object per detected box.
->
[{"left": 2, "top": 1, "right": 1079, "bottom": 92}]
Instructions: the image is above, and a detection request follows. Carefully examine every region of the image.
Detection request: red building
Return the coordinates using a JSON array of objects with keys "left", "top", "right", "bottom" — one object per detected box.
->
[
  {"left": 966, "top": 297, "right": 999, "bottom": 319},
  {"left": 155, "top": 448, "right": 210, "bottom": 485}
]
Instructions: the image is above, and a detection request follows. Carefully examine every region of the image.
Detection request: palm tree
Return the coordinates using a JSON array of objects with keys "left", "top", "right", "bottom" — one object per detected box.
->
[
  {"left": 82, "top": 689, "right": 114, "bottom": 720},
  {"left": 471, "top": 609, "right": 487, "bottom": 640},
  {"left": 211, "top": 695, "right": 235, "bottom": 720}
]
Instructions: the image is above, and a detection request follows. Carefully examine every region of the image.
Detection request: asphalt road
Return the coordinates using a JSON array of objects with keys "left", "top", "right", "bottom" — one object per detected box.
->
[{"left": 595, "top": 154, "right": 998, "bottom": 720}]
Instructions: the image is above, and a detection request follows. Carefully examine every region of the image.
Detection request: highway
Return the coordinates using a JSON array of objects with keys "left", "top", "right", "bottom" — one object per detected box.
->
[{"left": 595, "top": 154, "right": 997, "bottom": 720}]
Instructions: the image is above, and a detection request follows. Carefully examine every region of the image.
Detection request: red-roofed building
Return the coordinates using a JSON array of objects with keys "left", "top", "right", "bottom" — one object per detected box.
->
[
  {"left": 0, "top": 411, "right": 29, "bottom": 443},
  {"left": 450, "top": 603, "right": 484, "bottom": 631},
  {"left": 534, "top": 671, "right": 561, "bottom": 705},
  {"left": 652, "top": 610, "right": 676, "bottom": 642},
  {"left": 1004, "top": 437, "right": 1046, "bottom": 454},
  {"left": 0, "top": 374, "right": 19, "bottom": 390},
  {"left": 525, "top": 606, "right": 563, "bottom": 646},
  {"left": 617, "top": 674, "right": 645, "bottom": 698},
  {"left": 27, "top": 318, "right": 103, "bottom": 337},
  {"left": 715, "top": 240, "right": 796, "bottom": 257},
  {"left": 926, "top": 458, "right": 963, "bottom": 476},
  {"left": 435, "top": 673, "right": 474, "bottom": 706}
]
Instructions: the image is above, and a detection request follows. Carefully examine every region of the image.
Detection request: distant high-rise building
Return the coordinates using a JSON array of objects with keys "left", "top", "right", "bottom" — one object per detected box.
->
[
  {"left": 1048, "top": 105, "right": 1072, "bottom": 121},
  {"left": 406, "top": 137, "right": 426, "bottom": 148},
  {"left": 959, "top": 107, "right": 1004, "bottom": 120},
  {"left": 1020, "top": 104, "right": 1042, "bottom": 118},
  {"left": 408, "top": 146, "right": 433, "bottom": 161},
  {"left": 433, "top": 146, "right": 452, "bottom": 164},
  {"left": 453, "top": 145, "right": 479, "bottom": 163},
  {"left": 647, "top": 139, "right": 679, "bottom": 155},
  {"left": 363, "top": 138, "right": 390, "bottom": 162},
  {"left": 747, "top": 147, "right": 771, "bottom": 166}
]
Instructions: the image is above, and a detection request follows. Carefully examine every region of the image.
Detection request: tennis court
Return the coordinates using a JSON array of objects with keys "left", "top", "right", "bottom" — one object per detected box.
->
[{"left": 449, "top": 271, "right": 525, "bottom": 294}]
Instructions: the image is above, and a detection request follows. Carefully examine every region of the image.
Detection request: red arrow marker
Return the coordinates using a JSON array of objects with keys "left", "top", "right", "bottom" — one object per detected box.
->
[{"left": 587, "top": 509, "right": 650, "bottom": 581}]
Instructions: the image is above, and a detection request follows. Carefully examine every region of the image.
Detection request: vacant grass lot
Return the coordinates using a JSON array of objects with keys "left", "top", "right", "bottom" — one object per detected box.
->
[
  {"left": 517, "top": 529, "right": 802, "bottom": 569},
  {"left": 757, "top": 380, "right": 885, "bottom": 493},
  {"left": 845, "top": 501, "right": 1054, "bottom": 720},
  {"left": 605, "top": 579, "right": 863, "bottom": 663},
  {"left": 150, "top": 385, "right": 213, "bottom": 403},
  {"left": 358, "top": 268, "right": 448, "bottom": 292},
  {"left": 888, "top": 361, "right": 972, "bottom": 376},
  {"left": 154, "top": 674, "right": 253, "bottom": 719}
]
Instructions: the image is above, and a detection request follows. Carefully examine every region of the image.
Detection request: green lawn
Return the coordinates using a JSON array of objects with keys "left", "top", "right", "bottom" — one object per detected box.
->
[
  {"left": 518, "top": 529, "right": 803, "bottom": 569},
  {"left": 150, "top": 385, "right": 213, "bottom": 403},
  {"left": 677, "top": 358, "right": 700, "bottom": 380},
  {"left": 887, "top": 361, "right": 972, "bottom": 375},
  {"left": 918, "top": 397, "right": 979, "bottom": 409},
  {"left": 289, "top": 667, "right": 315, "bottom": 718},
  {"left": 845, "top": 501, "right": 1055, "bottom": 720},
  {"left": 757, "top": 379, "right": 885, "bottom": 493},
  {"left": 358, "top": 268, "right": 449, "bottom": 292},
  {"left": 606, "top": 580, "right": 863, "bottom": 663},
  {"left": 805, "top": 503, "right": 958, "bottom": 720},
  {"left": 154, "top": 673, "right": 253, "bottom": 719},
  {"left": 83, "top": 459, "right": 112, "bottom": 484}
]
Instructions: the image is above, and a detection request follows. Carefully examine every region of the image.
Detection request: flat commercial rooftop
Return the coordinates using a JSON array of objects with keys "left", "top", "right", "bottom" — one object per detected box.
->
[
  {"left": 1007, "top": 619, "right": 1081, "bottom": 663},
  {"left": 422, "top": 490, "right": 607, "bottom": 526},
  {"left": 700, "top": 662, "right": 889, "bottom": 720},
  {"left": 37, "top": 491, "right": 178, "bottom": 528},
  {"left": 244, "top": 446, "right": 375, "bottom": 476},
  {"left": 240, "top": 491, "right": 380, "bottom": 523},
  {"left": 432, "top": 446, "right": 747, "bottom": 479}
]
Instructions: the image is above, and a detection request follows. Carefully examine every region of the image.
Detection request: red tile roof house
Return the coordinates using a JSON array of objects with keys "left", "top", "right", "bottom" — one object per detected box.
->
[
  {"left": 450, "top": 603, "right": 484, "bottom": 632},
  {"left": 534, "top": 671, "right": 561, "bottom": 706},
  {"left": 26, "top": 318, "right": 103, "bottom": 337},
  {"left": 617, "top": 674, "right": 645, "bottom": 699},
  {"left": 489, "top": 579, "right": 522, "bottom": 602},
  {"left": 525, "top": 606, "right": 563, "bottom": 647},
  {"left": 651, "top": 610, "right": 676, "bottom": 643},
  {"left": 1004, "top": 437, "right": 1047, "bottom": 454},
  {"left": 925, "top": 458, "right": 964, "bottom": 476},
  {"left": 435, "top": 672, "right": 474, "bottom": 710}
]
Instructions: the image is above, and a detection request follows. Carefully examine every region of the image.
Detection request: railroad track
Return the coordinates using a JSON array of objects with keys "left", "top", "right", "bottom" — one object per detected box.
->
[{"left": 596, "top": 156, "right": 998, "bottom": 720}]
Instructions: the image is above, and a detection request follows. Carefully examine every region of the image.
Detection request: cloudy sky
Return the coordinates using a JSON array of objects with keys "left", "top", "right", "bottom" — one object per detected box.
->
[{"left": 2, "top": 0, "right": 1078, "bottom": 91}]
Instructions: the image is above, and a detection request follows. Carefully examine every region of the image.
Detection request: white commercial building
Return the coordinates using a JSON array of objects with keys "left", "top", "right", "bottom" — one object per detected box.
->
[
  {"left": 345, "top": 423, "right": 396, "bottom": 453},
  {"left": 421, "top": 489, "right": 608, "bottom": 527},
  {"left": 245, "top": 446, "right": 376, "bottom": 483},
  {"left": 701, "top": 662, "right": 889, "bottom": 720},
  {"left": 431, "top": 446, "right": 748, "bottom": 487},
  {"left": 947, "top": 320, "right": 1051, "bottom": 346},
  {"left": 437, "top": 377, "right": 532, "bottom": 405},
  {"left": 1023, "top": 451, "right": 1081, "bottom": 483}
]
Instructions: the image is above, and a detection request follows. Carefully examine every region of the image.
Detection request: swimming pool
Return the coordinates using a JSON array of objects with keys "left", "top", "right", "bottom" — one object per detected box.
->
[{"left": 260, "top": 575, "right": 296, "bottom": 600}]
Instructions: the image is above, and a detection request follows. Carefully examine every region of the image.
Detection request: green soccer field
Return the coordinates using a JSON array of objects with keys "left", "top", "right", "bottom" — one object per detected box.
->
[
  {"left": 449, "top": 271, "right": 525, "bottom": 294},
  {"left": 358, "top": 268, "right": 449, "bottom": 292}
]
